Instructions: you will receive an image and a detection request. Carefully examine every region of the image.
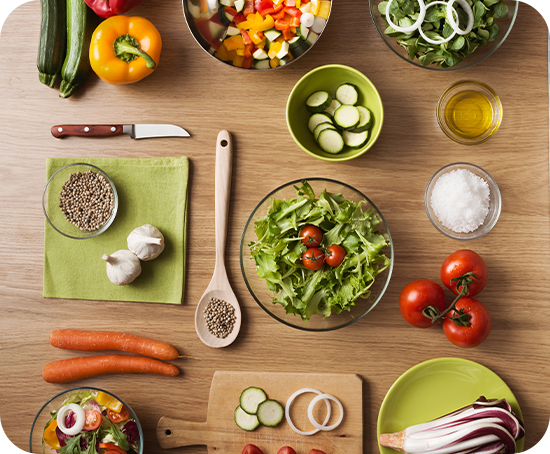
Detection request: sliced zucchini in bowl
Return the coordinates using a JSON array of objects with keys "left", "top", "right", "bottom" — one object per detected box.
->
[
  {"left": 336, "top": 82, "right": 359, "bottom": 105},
  {"left": 313, "top": 122, "right": 337, "bottom": 141},
  {"left": 343, "top": 129, "right": 369, "bottom": 148},
  {"left": 350, "top": 106, "right": 373, "bottom": 132},
  {"left": 333, "top": 105, "right": 361, "bottom": 130},
  {"left": 308, "top": 113, "right": 332, "bottom": 133},
  {"left": 306, "top": 91, "right": 332, "bottom": 113},
  {"left": 317, "top": 129, "right": 344, "bottom": 154}
]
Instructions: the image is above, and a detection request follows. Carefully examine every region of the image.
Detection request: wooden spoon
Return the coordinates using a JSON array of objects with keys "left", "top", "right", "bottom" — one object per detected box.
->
[{"left": 195, "top": 130, "right": 241, "bottom": 348}]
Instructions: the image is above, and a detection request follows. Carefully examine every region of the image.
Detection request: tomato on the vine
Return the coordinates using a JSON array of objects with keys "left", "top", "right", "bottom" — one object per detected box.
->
[
  {"left": 442, "top": 297, "right": 491, "bottom": 348},
  {"left": 300, "top": 225, "right": 323, "bottom": 248},
  {"left": 325, "top": 244, "right": 346, "bottom": 267},
  {"left": 302, "top": 248, "right": 325, "bottom": 270},
  {"left": 441, "top": 250, "right": 488, "bottom": 297},
  {"left": 107, "top": 406, "right": 130, "bottom": 423},
  {"left": 399, "top": 279, "right": 446, "bottom": 329},
  {"left": 83, "top": 410, "right": 102, "bottom": 431}
]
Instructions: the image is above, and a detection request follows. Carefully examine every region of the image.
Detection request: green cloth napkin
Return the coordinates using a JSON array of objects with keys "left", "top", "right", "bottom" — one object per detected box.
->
[{"left": 43, "top": 157, "right": 189, "bottom": 304}]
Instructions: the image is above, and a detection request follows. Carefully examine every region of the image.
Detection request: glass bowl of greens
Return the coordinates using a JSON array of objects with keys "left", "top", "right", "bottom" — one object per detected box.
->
[
  {"left": 30, "top": 387, "right": 143, "bottom": 454},
  {"left": 240, "top": 178, "right": 393, "bottom": 332},
  {"left": 368, "top": 0, "right": 518, "bottom": 71}
]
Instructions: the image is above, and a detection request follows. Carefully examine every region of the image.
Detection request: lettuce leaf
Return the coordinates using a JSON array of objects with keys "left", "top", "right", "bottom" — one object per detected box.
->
[{"left": 249, "top": 181, "right": 391, "bottom": 321}]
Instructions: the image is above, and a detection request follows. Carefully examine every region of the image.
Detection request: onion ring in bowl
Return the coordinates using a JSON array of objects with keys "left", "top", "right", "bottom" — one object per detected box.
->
[
  {"left": 285, "top": 388, "right": 332, "bottom": 436},
  {"left": 57, "top": 403, "right": 85, "bottom": 435},
  {"left": 418, "top": 1, "right": 458, "bottom": 45},
  {"left": 386, "top": 0, "right": 427, "bottom": 33},
  {"left": 307, "top": 393, "right": 344, "bottom": 432},
  {"left": 446, "top": 0, "right": 474, "bottom": 35}
]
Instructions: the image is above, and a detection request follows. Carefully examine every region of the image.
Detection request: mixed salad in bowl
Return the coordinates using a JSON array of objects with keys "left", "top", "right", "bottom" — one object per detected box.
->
[{"left": 38, "top": 389, "right": 141, "bottom": 454}]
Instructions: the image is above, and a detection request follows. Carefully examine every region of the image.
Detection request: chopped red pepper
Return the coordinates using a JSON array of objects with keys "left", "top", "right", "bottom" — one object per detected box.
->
[
  {"left": 271, "top": 9, "right": 287, "bottom": 20},
  {"left": 243, "top": 56, "right": 254, "bottom": 69},
  {"left": 244, "top": 42, "right": 254, "bottom": 58},
  {"left": 255, "top": 0, "right": 273, "bottom": 11},
  {"left": 259, "top": 6, "right": 275, "bottom": 16},
  {"left": 244, "top": 0, "right": 255, "bottom": 15},
  {"left": 285, "top": 0, "right": 297, "bottom": 6},
  {"left": 274, "top": 3, "right": 285, "bottom": 11},
  {"left": 275, "top": 16, "right": 292, "bottom": 30},
  {"left": 224, "top": 6, "right": 239, "bottom": 15},
  {"left": 241, "top": 28, "right": 253, "bottom": 45},
  {"left": 290, "top": 15, "right": 301, "bottom": 27},
  {"left": 285, "top": 6, "right": 301, "bottom": 16},
  {"left": 233, "top": 13, "right": 247, "bottom": 23},
  {"left": 282, "top": 28, "right": 293, "bottom": 40}
]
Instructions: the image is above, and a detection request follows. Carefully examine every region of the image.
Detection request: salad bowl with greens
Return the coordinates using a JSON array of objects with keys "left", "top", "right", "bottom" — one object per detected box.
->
[
  {"left": 369, "top": 0, "right": 518, "bottom": 70},
  {"left": 30, "top": 388, "right": 142, "bottom": 454},
  {"left": 240, "top": 179, "right": 393, "bottom": 331}
]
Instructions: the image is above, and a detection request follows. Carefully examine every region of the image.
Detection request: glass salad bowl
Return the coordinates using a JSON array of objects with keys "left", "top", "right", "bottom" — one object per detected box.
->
[
  {"left": 368, "top": 0, "right": 518, "bottom": 71},
  {"left": 240, "top": 178, "right": 394, "bottom": 331},
  {"left": 182, "top": 0, "right": 332, "bottom": 70},
  {"left": 30, "top": 387, "right": 143, "bottom": 454}
]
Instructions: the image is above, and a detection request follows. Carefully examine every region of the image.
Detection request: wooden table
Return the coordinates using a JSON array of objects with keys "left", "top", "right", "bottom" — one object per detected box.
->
[{"left": 0, "top": 1, "right": 548, "bottom": 453}]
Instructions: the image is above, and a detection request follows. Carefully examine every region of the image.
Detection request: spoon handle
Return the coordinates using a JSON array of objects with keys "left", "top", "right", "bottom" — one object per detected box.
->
[{"left": 215, "top": 130, "right": 233, "bottom": 269}]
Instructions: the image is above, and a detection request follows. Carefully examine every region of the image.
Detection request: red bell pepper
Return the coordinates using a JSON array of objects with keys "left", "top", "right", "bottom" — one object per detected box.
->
[
  {"left": 285, "top": 0, "right": 297, "bottom": 6},
  {"left": 233, "top": 13, "right": 247, "bottom": 23},
  {"left": 244, "top": 42, "right": 254, "bottom": 58},
  {"left": 282, "top": 28, "right": 293, "bottom": 40},
  {"left": 259, "top": 7, "right": 275, "bottom": 16},
  {"left": 225, "top": 6, "right": 239, "bottom": 15},
  {"left": 275, "top": 16, "right": 292, "bottom": 30},
  {"left": 244, "top": 0, "right": 255, "bottom": 15},
  {"left": 285, "top": 6, "right": 301, "bottom": 16},
  {"left": 243, "top": 56, "right": 254, "bottom": 69},
  {"left": 271, "top": 9, "right": 287, "bottom": 20},
  {"left": 84, "top": 0, "right": 147, "bottom": 18},
  {"left": 241, "top": 29, "right": 254, "bottom": 45},
  {"left": 290, "top": 15, "right": 301, "bottom": 26},
  {"left": 255, "top": 0, "right": 273, "bottom": 12}
]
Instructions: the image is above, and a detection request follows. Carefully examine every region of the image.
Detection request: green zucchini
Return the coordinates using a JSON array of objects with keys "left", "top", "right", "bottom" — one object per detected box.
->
[
  {"left": 256, "top": 400, "right": 284, "bottom": 427},
  {"left": 59, "top": 0, "right": 98, "bottom": 99},
  {"left": 37, "top": 0, "right": 67, "bottom": 88}
]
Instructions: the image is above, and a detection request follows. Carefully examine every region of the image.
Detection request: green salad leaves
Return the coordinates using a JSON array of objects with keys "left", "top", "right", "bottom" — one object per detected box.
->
[
  {"left": 249, "top": 181, "right": 391, "bottom": 321},
  {"left": 378, "top": 0, "right": 510, "bottom": 68}
]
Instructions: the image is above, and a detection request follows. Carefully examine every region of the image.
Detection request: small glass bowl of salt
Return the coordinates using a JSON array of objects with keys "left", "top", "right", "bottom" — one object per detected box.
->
[{"left": 425, "top": 163, "right": 501, "bottom": 241}]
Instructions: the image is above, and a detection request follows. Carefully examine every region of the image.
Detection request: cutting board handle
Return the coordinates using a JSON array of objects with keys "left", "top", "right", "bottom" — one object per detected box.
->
[{"left": 156, "top": 416, "right": 210, "bottom": 449}]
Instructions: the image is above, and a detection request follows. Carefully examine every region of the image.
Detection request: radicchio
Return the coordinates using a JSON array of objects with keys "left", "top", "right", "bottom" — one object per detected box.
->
[{"left": 122, "top": 420, "right": 140, "bottom": 445}]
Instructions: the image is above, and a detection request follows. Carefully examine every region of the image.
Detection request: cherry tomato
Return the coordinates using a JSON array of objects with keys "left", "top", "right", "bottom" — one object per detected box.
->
[
  {"left": 107, "top": 406, "right": 130, "bottom": 423},
  {"left": 309, "top": 450, "right": 327, "bottom": 454},
  {"left": 243, "top": 444, "right": 264, "bottom": 454},
  {"left": 300, "top": 225, "right": 323, "bottom": 248},
  {"left": 277, "top": 447, "right": 297, "bottom": 454},
  {"left": 442, "top": 297, "right": 491, "bottom": 348},
  {"left": 399, "top": 279, "right": 446, "bottom": 328},
  {"left": 441, "top": 250, "right": 488, "bottom": 297},
  {"left": 99, "top": 445, "right": 127, "bottom": 454},
  {"left": 83, "top": 410, "right": 102, "bottom": 431},
  {"left": 325, "top": 244, "right": 346, "bottom": 267},
  {"left": 302, "top": 248, "right": 325, "bottom": 270}
]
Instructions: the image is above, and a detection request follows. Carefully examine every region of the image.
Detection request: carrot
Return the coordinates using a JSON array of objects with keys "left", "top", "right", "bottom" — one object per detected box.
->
[
  {"left": 50, "top": 329, "right": 179, "bottom": 360},
  {"left": 42, "top": 355, "right": 180, "bottom": 383}
]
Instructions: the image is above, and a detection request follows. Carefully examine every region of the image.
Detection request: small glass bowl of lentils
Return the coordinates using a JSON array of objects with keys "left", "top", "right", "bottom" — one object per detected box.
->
[{"left": 43, "top": 163, "right": 118, "bottom": 239}]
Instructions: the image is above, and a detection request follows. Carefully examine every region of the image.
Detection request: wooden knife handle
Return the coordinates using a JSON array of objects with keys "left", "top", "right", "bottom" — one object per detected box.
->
[
  {"left": 156, "top": 416, "right": 211, "bottom": 449},
  {"left": 51, "top": 124, "right": 124, "bottom": 138}
]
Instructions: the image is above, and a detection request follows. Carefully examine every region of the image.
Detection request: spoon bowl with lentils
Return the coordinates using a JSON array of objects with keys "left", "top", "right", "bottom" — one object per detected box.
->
[{"left": 43, "top": 163, "right": 118, "bottom": 239}]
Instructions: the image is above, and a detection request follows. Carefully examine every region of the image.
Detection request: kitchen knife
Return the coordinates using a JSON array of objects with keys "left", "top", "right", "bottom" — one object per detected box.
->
[{"left": 51, "top": 124, "right": 190, "bottom": 139}]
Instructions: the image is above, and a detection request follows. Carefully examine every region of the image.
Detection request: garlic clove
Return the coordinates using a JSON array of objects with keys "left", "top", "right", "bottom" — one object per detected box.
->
[
  {"left": 127, "top": 224, "right": 165, "bottom": 261},
  {"left": 102, "top": 250, "right": 142, "bottom": 286}
]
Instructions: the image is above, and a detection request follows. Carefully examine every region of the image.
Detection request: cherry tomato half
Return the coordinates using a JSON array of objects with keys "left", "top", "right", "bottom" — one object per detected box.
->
[
  {"left": 309, "top": 450, "right": 327, "bottom": 454},
  {"left": 99, "top": 444, "right": 127, "bottom": 454},
  {"left": 302, "top": 248, "right": 325, "bottom": 270},
  {"left": 325, "top": 244, "right": 346, "bottom": 267},
  {"left": 442, "top": 297, "right": 491, "bottom": 348},
  {"left": 83, "top": 410, "right": 102, "bottom": 431},
  {"left": 399, "top": 279, "right": 446, "bottom": 329},
  {"left": 300, "top": 225, "right": 323, "bottom": 248},
  {"left": 277, "top": 447, "right": 297, "bottom": 454},
  {"left": 107, "top": 406, "right": 130, "bottom": 423},
  {"left": 441, "top": 250, "right": 488, "bottom": 297},
  {"left": 243, "top": 444, "right": 264, "bottom": 454}
]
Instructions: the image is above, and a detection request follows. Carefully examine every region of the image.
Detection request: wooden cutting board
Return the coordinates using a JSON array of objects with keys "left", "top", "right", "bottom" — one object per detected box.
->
[{"left": 157, "top": 371, "right": 363, "bottom": 453}]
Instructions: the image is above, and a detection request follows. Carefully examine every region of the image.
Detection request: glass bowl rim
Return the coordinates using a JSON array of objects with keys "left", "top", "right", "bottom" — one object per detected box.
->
[
  {"left": 368, "top": 0, "right": 519, "bottom": 72},
  {"left": 424, "top": 162, "right": 502, "bottom": 241},
  {"left": 239, "top": 177, "right": 394, "bottom": 332},
  {"left": 42, "top": 162, "right": 119, "bottom": 240},
  {"left": 29, "top": 386, "right": 144, "bottom": 454}
]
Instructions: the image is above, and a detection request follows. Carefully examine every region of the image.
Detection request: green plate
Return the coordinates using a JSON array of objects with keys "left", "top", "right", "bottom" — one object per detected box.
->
[{"left": 377, "top": 357, "right": 525, "bottom": 453}]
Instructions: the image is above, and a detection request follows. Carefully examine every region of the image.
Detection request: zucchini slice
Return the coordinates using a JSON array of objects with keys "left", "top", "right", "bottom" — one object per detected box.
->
[
  {"left": 350, "top": 106, "right": 373, "bottom": 132},
  {"left": 313, "top": 122, "right": 337, "bottom": 141},
  {"left": 336, "top": 83, "right": 360, "bottom": 105},
  {"left": 324, "top": 99, "right": 341, "bottom": 117},
  {"left": 235, "top": 406, "right": 260, "bottom": 431},
  {"left": 240, "top": 387, "right": 267, "bottom": 414},
  {"left": 308, "top": 113, "right": 332, "bottom": 133},
  {"left": 257, "top": 400, "right": 284, "bottom": 427},
  {"left": 333, "top": 105, "right": 361, "bottom": 130},
  {"left": 306, "top": 91, "right": 332, "bottom": 113},
  {"left": 343, "top": 130, "right": 369, "bottom": 148},
  {"left": 317, "top": 129, "right": 344, "bottom": 154}
]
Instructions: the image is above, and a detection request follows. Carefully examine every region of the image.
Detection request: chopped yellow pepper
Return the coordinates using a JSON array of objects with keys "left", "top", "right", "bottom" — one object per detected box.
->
[
  {"left": 258, "top": 37, "right": 267, "bottom": 49},
  {"left": 248, "top": 15, "right": 275, "bottom": 33},
  {"left": 318, "top": 1, "right": 331, "bottom": 19},
  {"left": 250, "top": 31, "right": 264, "bottom": 45},
  {"left": 44, "top": 420, "right": 60, "bottom": 450},
  {"left": 233, "top": 55, "right": 245, "bottom": 67},
  {"left": 270, "top": 57, "right": 279, "bottom": 68},
  {"left": 296, "top": 0, "right": 301, "bottom": 7},
  {"left": 96, "top": 391, "right": 123, "bottom": 412},
  {"left": 224, "top": 35, "right": 245, "bottom": 50},
  {"left": 268, "top": 41, "right": 282, "bottom": 59},
  {"left": 237, "top": 20, "right": 253, "bottom": 30},
  {"left": 236, "top": 48, "right": 245, "bottom": 56},
  {"left": 301, "top": 0, "right": 320, "bottom": 15}
]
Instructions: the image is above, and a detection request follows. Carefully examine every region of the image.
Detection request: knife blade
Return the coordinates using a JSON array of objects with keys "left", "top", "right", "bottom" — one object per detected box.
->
[{"left": 51, "top": 124, "right": 190, "bottom": 139}]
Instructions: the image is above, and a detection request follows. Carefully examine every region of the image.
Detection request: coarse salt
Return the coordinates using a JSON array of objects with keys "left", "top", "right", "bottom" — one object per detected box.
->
[{"left": 430, "top": 168, "right": 490, "bottom": 233}]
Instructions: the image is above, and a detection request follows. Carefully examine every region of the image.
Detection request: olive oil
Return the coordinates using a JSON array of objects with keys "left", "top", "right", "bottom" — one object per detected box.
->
[{"left": 444, "top": 90, "right": 494, "bottom": 139}]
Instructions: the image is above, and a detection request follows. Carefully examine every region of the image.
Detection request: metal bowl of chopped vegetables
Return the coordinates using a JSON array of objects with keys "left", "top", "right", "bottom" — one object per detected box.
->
[
  {"left": 240, "top": 178, "right": 394, "bottom": 331},
  {"left": 30, "top": 387, "right": 143, "bottom": 454},
  {"left": 43, "top": 163, "right": 118, "bottom": 240},
  {"left": 182, "top": 0, "right": 332, "bottom": 70},
  {"left": 368, "top": 0, "right": 518, "bottom": 71}
]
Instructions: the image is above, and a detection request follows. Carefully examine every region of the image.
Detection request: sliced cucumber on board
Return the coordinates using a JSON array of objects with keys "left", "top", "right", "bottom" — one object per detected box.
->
[
  {"left": 234, "top": 406, "right": 260, "bottom": 431},
  {"left": 256, "top": 400, "right": 284, "bottom": 427},
  {"left": 240, "top": 387, "right": 267, "bottom": 414}
]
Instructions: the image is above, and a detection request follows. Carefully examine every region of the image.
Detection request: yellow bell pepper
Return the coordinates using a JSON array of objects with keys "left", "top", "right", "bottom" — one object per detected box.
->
[
  {"left": 89, "top": 16, "right": 162, "bottom": 85},
  {"left": 43, "top": 420, "right": 60, "bottom": 450},
  {"left": 318, "top": 1, "right": 331, "bottom": 19},
  {"left": 233, "top": 55, "right": 245, "bottom": 67},
  {"left": 249, "top": 15, "right": 275, "bottom": 33},
  {"left": 96, "top": 391, "right": 123, "bottom": 412}
]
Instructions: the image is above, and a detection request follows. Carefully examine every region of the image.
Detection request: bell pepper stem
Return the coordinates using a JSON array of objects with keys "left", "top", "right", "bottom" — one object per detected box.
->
[{"left": 114, "top": 35, "right": 157, "bottom": 69}]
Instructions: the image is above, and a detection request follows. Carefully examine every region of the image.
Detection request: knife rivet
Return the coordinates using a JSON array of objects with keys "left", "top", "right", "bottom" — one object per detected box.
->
[
  {"left": 111, "top": 126, "right": 116, "bottom": 132},
  {"left": 84, "top": 127, "right": 90, "bottom": 132},
  {"left": 58, "top": 127, "right": 63, "bottom": 133}
]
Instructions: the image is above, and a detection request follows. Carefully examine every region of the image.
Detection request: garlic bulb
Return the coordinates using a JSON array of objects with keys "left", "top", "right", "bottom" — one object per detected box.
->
[
  {"left": 127, "top": 224, "right": 165, "bottom": 261},
  {"left": 102, "top": 250, "right": 142, "bottom": 286}
]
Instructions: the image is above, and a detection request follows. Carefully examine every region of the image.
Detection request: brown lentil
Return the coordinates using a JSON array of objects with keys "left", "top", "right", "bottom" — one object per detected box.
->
[
  {"left": 204, "top": 297, "right": 236, "bottom": 339},
  {"left": 58, "top": 170, "right": 114, "bottom": 232}
]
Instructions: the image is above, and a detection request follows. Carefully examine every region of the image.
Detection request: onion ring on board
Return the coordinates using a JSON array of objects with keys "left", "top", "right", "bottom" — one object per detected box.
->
[
  {"left": 446, "top": 0, "right": 475, "bottom": 35},
  {"left": 285, "top": 388, "right": 332, "bottom": 436},
  {"left": 307, "top": 393, "right": 344, "bottom": 432},
  {"left": 386, "top": 0, "right": 427, "bottom": 33},
  {"left": 418, "top": 1, "right": 458, "bottom": 44}
]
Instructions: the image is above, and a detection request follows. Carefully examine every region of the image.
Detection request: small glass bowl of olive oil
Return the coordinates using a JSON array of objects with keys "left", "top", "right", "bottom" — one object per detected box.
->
[{"left": 437, "top": 81, "right": 502, "bottom": 146}]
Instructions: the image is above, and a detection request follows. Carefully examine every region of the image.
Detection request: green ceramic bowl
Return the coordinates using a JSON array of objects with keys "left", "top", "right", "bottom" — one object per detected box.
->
[{"left": 286, "top": 64, "right": 384, "bottom": 162}]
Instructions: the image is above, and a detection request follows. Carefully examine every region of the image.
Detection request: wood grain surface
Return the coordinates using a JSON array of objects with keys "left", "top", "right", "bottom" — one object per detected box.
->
[{"left": 0, "top": 1, "right": 549, "bottom": 454}]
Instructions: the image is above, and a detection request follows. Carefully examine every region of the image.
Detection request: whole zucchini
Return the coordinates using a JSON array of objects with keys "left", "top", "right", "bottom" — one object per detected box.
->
[
  {"left": 37, "top": 0, "right": 67, "bottom": 87},
  {"left": 59, "top": 0, "right": 98, "bottom": 98}
]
